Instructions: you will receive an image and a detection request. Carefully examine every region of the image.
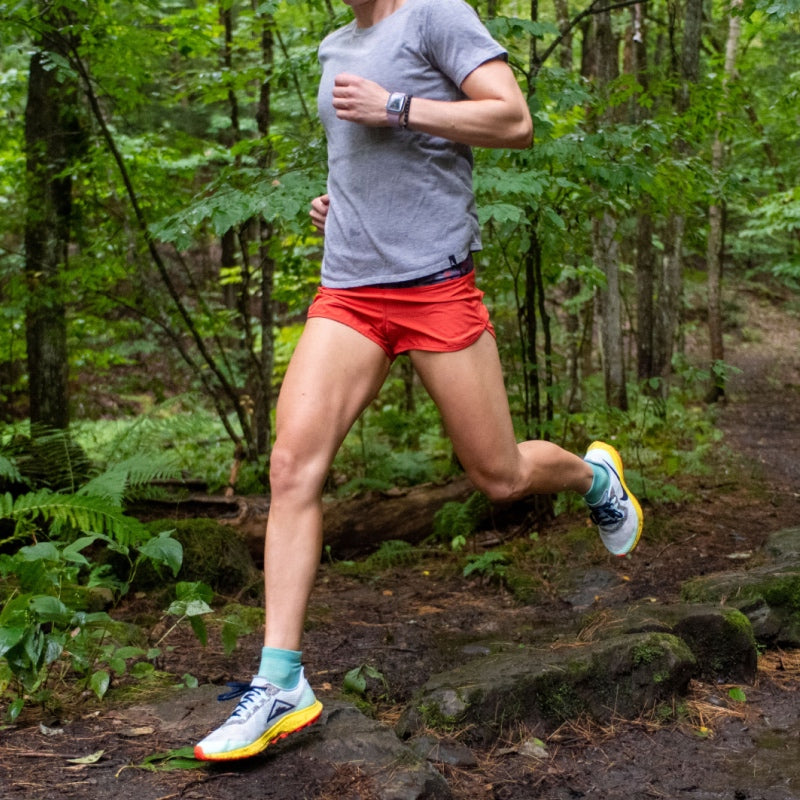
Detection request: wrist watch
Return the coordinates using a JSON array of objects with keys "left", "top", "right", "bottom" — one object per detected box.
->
[{"left": 386, "top": 92, "right": 411, "bottom": 128}]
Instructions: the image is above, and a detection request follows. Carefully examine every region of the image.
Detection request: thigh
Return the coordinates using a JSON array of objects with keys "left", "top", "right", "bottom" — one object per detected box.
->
[
  {"left": 274, "top": 317, "right": 392, "bottom": 482},
  {"left": 409, "top": 331, "right": 520, "bottom": 483}
]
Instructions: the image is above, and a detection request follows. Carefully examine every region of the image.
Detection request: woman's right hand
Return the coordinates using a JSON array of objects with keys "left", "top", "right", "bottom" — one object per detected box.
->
[{"left": 310, "top": 194, "right": 330, "bottom": 234}]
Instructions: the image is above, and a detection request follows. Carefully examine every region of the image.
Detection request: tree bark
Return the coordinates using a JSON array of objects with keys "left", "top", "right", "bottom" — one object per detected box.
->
[
  {"left": 593, "top": 213, "right": 628, "bottom": 409},
  {"left": 705, "top": 0, "right": 742, "bottom": 403},
  {"left": 24, "top": 43, "right": 79, "bottom": 430},
  {"left": 254, "top": 8, "right": 276, "bottom": 458},
  {"left": 589, "top": 5, "right": 627, "bottom": 409}
]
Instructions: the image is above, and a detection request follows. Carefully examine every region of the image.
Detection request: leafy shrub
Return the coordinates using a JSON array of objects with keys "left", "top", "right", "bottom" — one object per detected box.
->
[
  {"left": 431, "top": 492, "right": 490, "bottom": 550},
  {"left": 0, "top": 531, "right": 182, "bottom": 721}
]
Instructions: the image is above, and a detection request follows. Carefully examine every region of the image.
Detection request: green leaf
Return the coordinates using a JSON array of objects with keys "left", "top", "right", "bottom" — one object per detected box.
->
[
  {"left": 0, "top": 627, "right": 26, "bottom": 659},
  {"left": 137, "top": 746, "right": 205, "bottom": 771},
  {"left": 188, "top": 615, "right": 208, "bottom": 646},
  {"left": 728, "top": 687, "right": 747, "bottom": 703},
  {"left": 175, "top": 581, "right": 214, "bottom": 604},
  {"left": 6, "top": 697, "right": 24, "bottom": 723},
  {"left": 221, "top": 620, "right": 240, "bottom": 656},
  {"left": 131, "top": 662, "right": 155, "bottom": 679},
  {"left": 28, "top": 595, "right": 70, "bottom": 623},
  {"left": 343, "top": 666, "right": 366, "bottom": 696},
  {"left": 182, "top": 673, "right": 198, "bottom": 689},
  {"left": 18, "top": 542, "right": 61, "bottom": 563},
  {"left": 138, "top": 533, "right": 183, "bottom": 576},
  {"left": 90, "top": 669, "right": 110, "bottom": 699},
  {"left": 61, "top": 536, "right": 101, "bottom": 565},
  {"left": 167, "top": 599, "right": 213, "bottom": 617}
]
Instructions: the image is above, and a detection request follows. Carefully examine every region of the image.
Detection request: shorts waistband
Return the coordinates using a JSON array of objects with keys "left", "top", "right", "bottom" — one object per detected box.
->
[{"left": 372, "top": 253, "right": 474, "bottom": 289}]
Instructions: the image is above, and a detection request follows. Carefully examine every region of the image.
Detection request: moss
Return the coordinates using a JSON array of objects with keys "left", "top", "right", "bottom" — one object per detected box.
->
[
  {"left": 504, "top": 566, "right": 543, "bottom": 605},
  {"left": 760, "top": 575, "right": 800, "bottom": 613},
  {"left": 632, "top": 643, "right": 662, "bottom": 666},
  {"left": 418, "top": 701, "right": 460, "bottom": 733},
  {"left": 535, "top": 676, "right": 583, "bottom": 722},
  {"left": 135, "top": 518, "right": 262, "bottom": 599},
  {"left": 723, "top": 608, "right": 755, "bottom": 633}
]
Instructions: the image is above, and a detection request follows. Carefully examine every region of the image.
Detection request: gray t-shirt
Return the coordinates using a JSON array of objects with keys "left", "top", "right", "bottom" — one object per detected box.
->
[{"left": 317, "top": 0, "right": 507, "bottom": 288}]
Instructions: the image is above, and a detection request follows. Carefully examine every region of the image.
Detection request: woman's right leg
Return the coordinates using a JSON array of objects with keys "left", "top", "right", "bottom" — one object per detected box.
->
[
  {"left": 195, "top": 317, "right": 391, "bottom": 762},
  {"left": 263, "top": 317, "right": 392, "bottom": 651}
]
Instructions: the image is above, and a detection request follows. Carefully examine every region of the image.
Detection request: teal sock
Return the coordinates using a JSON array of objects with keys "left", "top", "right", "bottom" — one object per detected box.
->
[
  {"left": 258, "top": 646, "right": 302, "bottom": 690},
  {"left": 584, "top": 463, "right": 610, "bottom": 505}
]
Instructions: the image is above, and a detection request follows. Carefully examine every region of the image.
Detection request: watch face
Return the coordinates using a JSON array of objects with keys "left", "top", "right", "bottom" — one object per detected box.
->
[{"left": 387, "top": 93, "right": 405, "bottom": 113}]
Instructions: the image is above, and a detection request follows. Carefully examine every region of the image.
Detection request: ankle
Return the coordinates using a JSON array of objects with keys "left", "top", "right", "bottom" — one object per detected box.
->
[{"left": 258, "top": 646, "right": 303, "bottom": 689}]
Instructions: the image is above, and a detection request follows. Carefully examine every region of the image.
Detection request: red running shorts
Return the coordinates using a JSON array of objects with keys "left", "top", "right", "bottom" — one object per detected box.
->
[{"left": 306, "top": 271, "right": 495, "bottom": 359}]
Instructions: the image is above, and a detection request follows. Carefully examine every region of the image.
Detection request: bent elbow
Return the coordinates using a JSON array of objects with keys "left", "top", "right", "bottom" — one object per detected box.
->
[{"left": 508, "top": 117, "right": 533, "bottom": 149}]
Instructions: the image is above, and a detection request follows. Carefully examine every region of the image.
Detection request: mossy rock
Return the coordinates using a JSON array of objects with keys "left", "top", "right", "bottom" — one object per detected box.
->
[
  {"left": 398, "top": 632, "right": 695, "bottom": 743},
  {"left": 134, "top": 518, "right": 262, "bottom": 599},
  {"left": 681, "top": 567, "right": 800, "bottom": 647},
  {"left": 591, "top": 602, "right": 758, "bottom": 684}
]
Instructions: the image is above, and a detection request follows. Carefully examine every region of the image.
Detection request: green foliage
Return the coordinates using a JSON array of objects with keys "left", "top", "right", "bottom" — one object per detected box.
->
[
  {"left": 133, "top": 746, "right": 205, "bottom": 772},
  {"left": 0, "top": 490, "right": 148, "bottom": 547},
  {"left": 343, "top": 664, "right": 387, "bottom": 698},
  {"left": 728, "top": 687, "right": 747, "bottom": 703},
  {"left": 432, "top": 492, "right": 491, "bottom": 550},
  {"left": 462, "top": 550, "right": 509, "bottom": 582},
  {"left": 0, "top": 530, "right": 182, "bottom": 720},
  {"left": 333, "top": 539, "right": 421, "bottom": 577}
]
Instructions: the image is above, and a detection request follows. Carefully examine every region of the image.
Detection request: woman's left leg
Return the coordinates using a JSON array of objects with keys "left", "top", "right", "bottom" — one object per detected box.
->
[{"left": 409, "top": 331, "right": 594, "bottom": 502}]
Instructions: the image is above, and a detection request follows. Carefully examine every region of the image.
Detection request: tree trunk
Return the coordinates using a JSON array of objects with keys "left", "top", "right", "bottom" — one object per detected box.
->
[
  {"left": 650, "top": 0, "right": 702, "bottom": 400},
  {"left": 24, "top": 45, "right": 79, "bottom": 430},
  {"left": 253, "top": 9, "right": 276, "bottom": 457},
  {"left": 589, "top": 5, "right": 627, "bottom": 410},
  {"left": 635, "top": 207, "right": 656, "bottom": 381},
  {"left": 653, "top": 214, "right": 685, "bottom": 386},
  {"left": 593, "top": 213, "right": 628, "bottom": 409},
  {"left": 553, "top": 0, "right": 573, "bottom": 70},
  {"left": 628, "top": 6, "right": 657, "bottom": 385},
  {"left": 706, "top": 0, "right": 742, "bottom": 403}
]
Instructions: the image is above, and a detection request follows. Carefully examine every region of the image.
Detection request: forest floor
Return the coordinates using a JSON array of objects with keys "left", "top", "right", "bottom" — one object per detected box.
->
[{"left": 1, "top": 281, "right": 799, "bottom": 800}]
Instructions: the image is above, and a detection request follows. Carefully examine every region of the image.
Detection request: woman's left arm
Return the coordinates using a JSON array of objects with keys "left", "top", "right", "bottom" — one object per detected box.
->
[{"left": 331, "top": 58, "right": 532, "bottom": 150}]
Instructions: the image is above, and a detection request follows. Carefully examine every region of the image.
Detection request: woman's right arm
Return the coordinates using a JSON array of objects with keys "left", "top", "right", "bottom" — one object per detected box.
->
[{"left": 310, "top": 193, "right": 330, "bottom": 234}]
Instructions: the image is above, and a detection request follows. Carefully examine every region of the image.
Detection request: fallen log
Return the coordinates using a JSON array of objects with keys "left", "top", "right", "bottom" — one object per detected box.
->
[{"left": 129, "top": 478, "right": 551, "bottom": 563}]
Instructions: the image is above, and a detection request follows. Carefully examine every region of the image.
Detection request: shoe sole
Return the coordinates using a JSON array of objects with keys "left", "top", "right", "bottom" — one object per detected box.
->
[
  {"left": 586, "top": 441, "right": 643, "bottom": 557},
  {"left": 194, "top": 699, "right": 323, "bottom": 762}
]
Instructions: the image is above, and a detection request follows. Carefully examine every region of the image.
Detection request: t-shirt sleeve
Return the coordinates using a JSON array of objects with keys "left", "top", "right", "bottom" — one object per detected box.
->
[{"left": 420, "top": 0, "right": 508, "bottom": 89}]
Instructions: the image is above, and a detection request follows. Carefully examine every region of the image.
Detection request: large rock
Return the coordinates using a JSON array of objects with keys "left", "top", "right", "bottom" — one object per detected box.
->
[
  {"left": 680, "top": 528, "right": 800, "bottom": 647},
  {"left": 398, "top": 632, "right": 695, "bottom": 743},
  {"left": 589, "top": 602, "right": 758, "bottom": 683},
  {"left": 316, "top": 703, "right": 451, "bottom": 800}
]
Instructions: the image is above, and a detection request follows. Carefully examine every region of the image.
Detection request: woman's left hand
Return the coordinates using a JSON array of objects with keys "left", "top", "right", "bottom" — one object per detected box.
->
[{"left": 332, "top": 73, "right": 391, "bottom": 127}]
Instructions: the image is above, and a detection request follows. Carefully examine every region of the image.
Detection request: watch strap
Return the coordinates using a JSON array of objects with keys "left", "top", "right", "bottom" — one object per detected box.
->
[{"left": 401, "top": 95, "right": 413, "bottom": 129}]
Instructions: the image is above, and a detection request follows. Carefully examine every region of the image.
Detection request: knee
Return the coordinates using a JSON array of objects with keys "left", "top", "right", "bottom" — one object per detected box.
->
[
  {"left": 467, "top": 469, "right": 520, "bottom": 505},
  {"left": 268, "top": 443, "right": 323, "bottom": 499}
]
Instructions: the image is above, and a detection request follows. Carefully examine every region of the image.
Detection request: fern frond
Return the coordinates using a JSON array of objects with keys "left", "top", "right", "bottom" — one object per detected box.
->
[
  {"left": 79, "top": 455, "right": 181, "bottom": 505},
  {"left": 2, "top": 489, "right": 148, "bottom": 545},
  {"left": 0, "top": 455, "right": 24, "bottom": 485}
]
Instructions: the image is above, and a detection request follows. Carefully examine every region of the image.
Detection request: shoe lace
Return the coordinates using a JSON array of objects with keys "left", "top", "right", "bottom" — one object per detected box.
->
[
  {"left": 217, "top": 681, "right": 271, "bottom": 719},
  {"left": 589, "top": 494, "right": 623, "bottom": 528}
]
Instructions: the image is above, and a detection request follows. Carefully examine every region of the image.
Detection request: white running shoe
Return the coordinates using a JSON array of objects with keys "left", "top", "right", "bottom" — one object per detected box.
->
[
  {"left": 584, "top": 441, "right": 643, "bottom": 557},
  {"left": 194, "top": 670, "right": 323, "bottom": 761}
]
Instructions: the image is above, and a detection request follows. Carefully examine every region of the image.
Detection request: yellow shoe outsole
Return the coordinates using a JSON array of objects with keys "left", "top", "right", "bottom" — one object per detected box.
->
[{"left": 194, "top": 700, "right": 323, "bottom": 762}]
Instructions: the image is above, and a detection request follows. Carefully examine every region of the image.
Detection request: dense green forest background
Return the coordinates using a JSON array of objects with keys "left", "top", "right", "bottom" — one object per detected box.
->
[
  {"left": 0, "top": 0, "right": 799, "bottom": 722},
  {"left": 1, "top": 0, "right": 799, "bottom": 488}
]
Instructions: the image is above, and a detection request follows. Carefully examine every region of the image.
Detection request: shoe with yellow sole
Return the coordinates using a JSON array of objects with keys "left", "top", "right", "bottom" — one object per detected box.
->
[
  {"left": 194, "top": 671, "right": 322, "bottom": 761},
  {"left": 584, "top": 441, "right": 643, "bottom": 557}
]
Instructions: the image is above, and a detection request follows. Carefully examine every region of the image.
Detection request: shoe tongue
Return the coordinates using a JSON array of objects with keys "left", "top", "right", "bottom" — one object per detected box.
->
[{"left": 250, "top": 675, "right": 271, "bottom": 689}]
